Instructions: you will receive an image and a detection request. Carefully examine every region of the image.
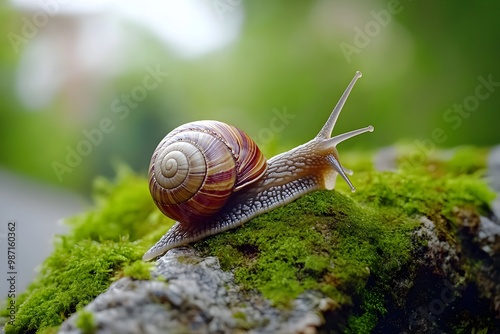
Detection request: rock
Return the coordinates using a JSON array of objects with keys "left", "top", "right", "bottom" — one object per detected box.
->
[{"left": 59, "top": 247, "right": 333, "bottom": 334}]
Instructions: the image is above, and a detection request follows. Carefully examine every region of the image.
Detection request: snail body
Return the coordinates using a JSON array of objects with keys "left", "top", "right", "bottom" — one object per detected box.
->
[{"left": 143, "top": 71, "right": 373, "bottom": 261}]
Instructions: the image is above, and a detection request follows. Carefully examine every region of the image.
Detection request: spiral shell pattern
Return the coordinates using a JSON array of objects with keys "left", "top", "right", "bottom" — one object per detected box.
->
[{"left": 149, "top": 120, "right": 267, "bottom": 224}]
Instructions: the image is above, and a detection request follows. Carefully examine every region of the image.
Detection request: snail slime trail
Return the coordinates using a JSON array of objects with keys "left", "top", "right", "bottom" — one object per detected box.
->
[{"left": 143, "top": 71, "right": 374, "bottom": 261}]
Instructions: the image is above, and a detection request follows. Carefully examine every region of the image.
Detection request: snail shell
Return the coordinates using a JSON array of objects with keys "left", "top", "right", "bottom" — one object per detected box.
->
[
  {"left": 149, "top": 120, "right": 267, "bottom": 224},
  {"left": 144, "top": 71, "right": 374, "bottom": 261}
]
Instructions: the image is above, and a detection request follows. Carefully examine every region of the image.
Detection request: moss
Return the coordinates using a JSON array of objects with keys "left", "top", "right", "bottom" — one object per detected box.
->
[
  {"left": 195, "top": 161, "right": 494, "bottom": 331},
  {"left": 4, "top": 239, "right": 138, "bottom": 333},
  {"left": 346, "top": 290, "right": 386, "bottom": 334},
  {"left": 120, "top": 260, "right": 153, "bottom": 280},
  {"left": 232, "top": 311, "right": 254, "bottom": 330},
  {"left": 37, "top": 328, "right": 59, "bottom": 334},
  {"left": 176, "top": 255, "right": 203, "bottom": 265},
  {"left": 351, "top": 170, "right": 495, "bottom": 224},
  {"left": 446, "top": 146, "right": 489, "bottom": 175},
  {"left": 196, "top": 190, "right": 418, "bottom": 310},
  {"left": 2, "top": 167, "right": 173, "bottom": 334},
  {"left": 75, "top": 310, "right": 96, "bottom": 334},
  {"left": 396, "top": 145, "right": 489, "bottom": 178}
]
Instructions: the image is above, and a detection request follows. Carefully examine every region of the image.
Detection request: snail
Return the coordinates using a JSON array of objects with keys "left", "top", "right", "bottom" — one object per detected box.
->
[{"left": 143, "top": 71, "right": 373, "bottom": 261}]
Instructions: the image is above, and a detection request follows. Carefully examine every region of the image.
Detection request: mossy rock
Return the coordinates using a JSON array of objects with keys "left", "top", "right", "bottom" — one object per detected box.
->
[{"left": 1, "top": 148, "right": 499, "bottom": 333}]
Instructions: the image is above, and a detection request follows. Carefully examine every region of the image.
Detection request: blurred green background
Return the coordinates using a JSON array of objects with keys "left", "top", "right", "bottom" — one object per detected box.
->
[{"left": 1, "top": 0, "right": 499, "bottom": 194}]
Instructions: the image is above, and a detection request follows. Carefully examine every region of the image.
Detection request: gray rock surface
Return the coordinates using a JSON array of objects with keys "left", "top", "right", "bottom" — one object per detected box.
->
[{"left": 59, "top": 247, "right": 333, "bottom": 334}]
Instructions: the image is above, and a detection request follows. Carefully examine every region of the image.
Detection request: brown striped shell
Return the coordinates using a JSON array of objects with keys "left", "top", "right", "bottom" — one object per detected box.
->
[{"left": 149, "top": 120, "right": 267, "bottom": 224}]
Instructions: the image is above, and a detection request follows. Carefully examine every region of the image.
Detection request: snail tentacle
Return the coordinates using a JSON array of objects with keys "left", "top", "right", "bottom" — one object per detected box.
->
[{"left": 316, "top": 70, "right": 362, "bottom": 140}]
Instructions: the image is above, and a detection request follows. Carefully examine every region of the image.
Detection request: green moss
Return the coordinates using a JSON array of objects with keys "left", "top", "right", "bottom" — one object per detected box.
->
[
  {"left": 121, "top": 260, "right": 153, "bottom": 280},
  {"left": 447, "top": 146, "right": 488, "bottom": 175},
  {"left": 2, "top": 167, "right": 173, "bottom": 334},
  {"left": 232, "top": 311, "right": 254, "bottom": 330},
  {"left": 75, "top": 310, "right": 96, "bottom": 334},
  {"left": 351, "top": 170, "right": 495, "bottom": 223},
  {"left": 196, "top": 190, "right": 418, "bottom": 308},
  {"left": 195, "top": 165, "right": 494, "bottom": 331},
  {"left": 5, "top": 239, "right": 138, "bottom": 333},
  {"left": 37, "top": 327, "right": 59, "bottom": 334},
  {"left": 346, "top": 290, "right": 386, "bottom": 334},
  {"left": 176, "top": 255, "right": 203, "bottom": 265},
  {"left": 396, "top": 145, "right": 489, "bottom": 178}
]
